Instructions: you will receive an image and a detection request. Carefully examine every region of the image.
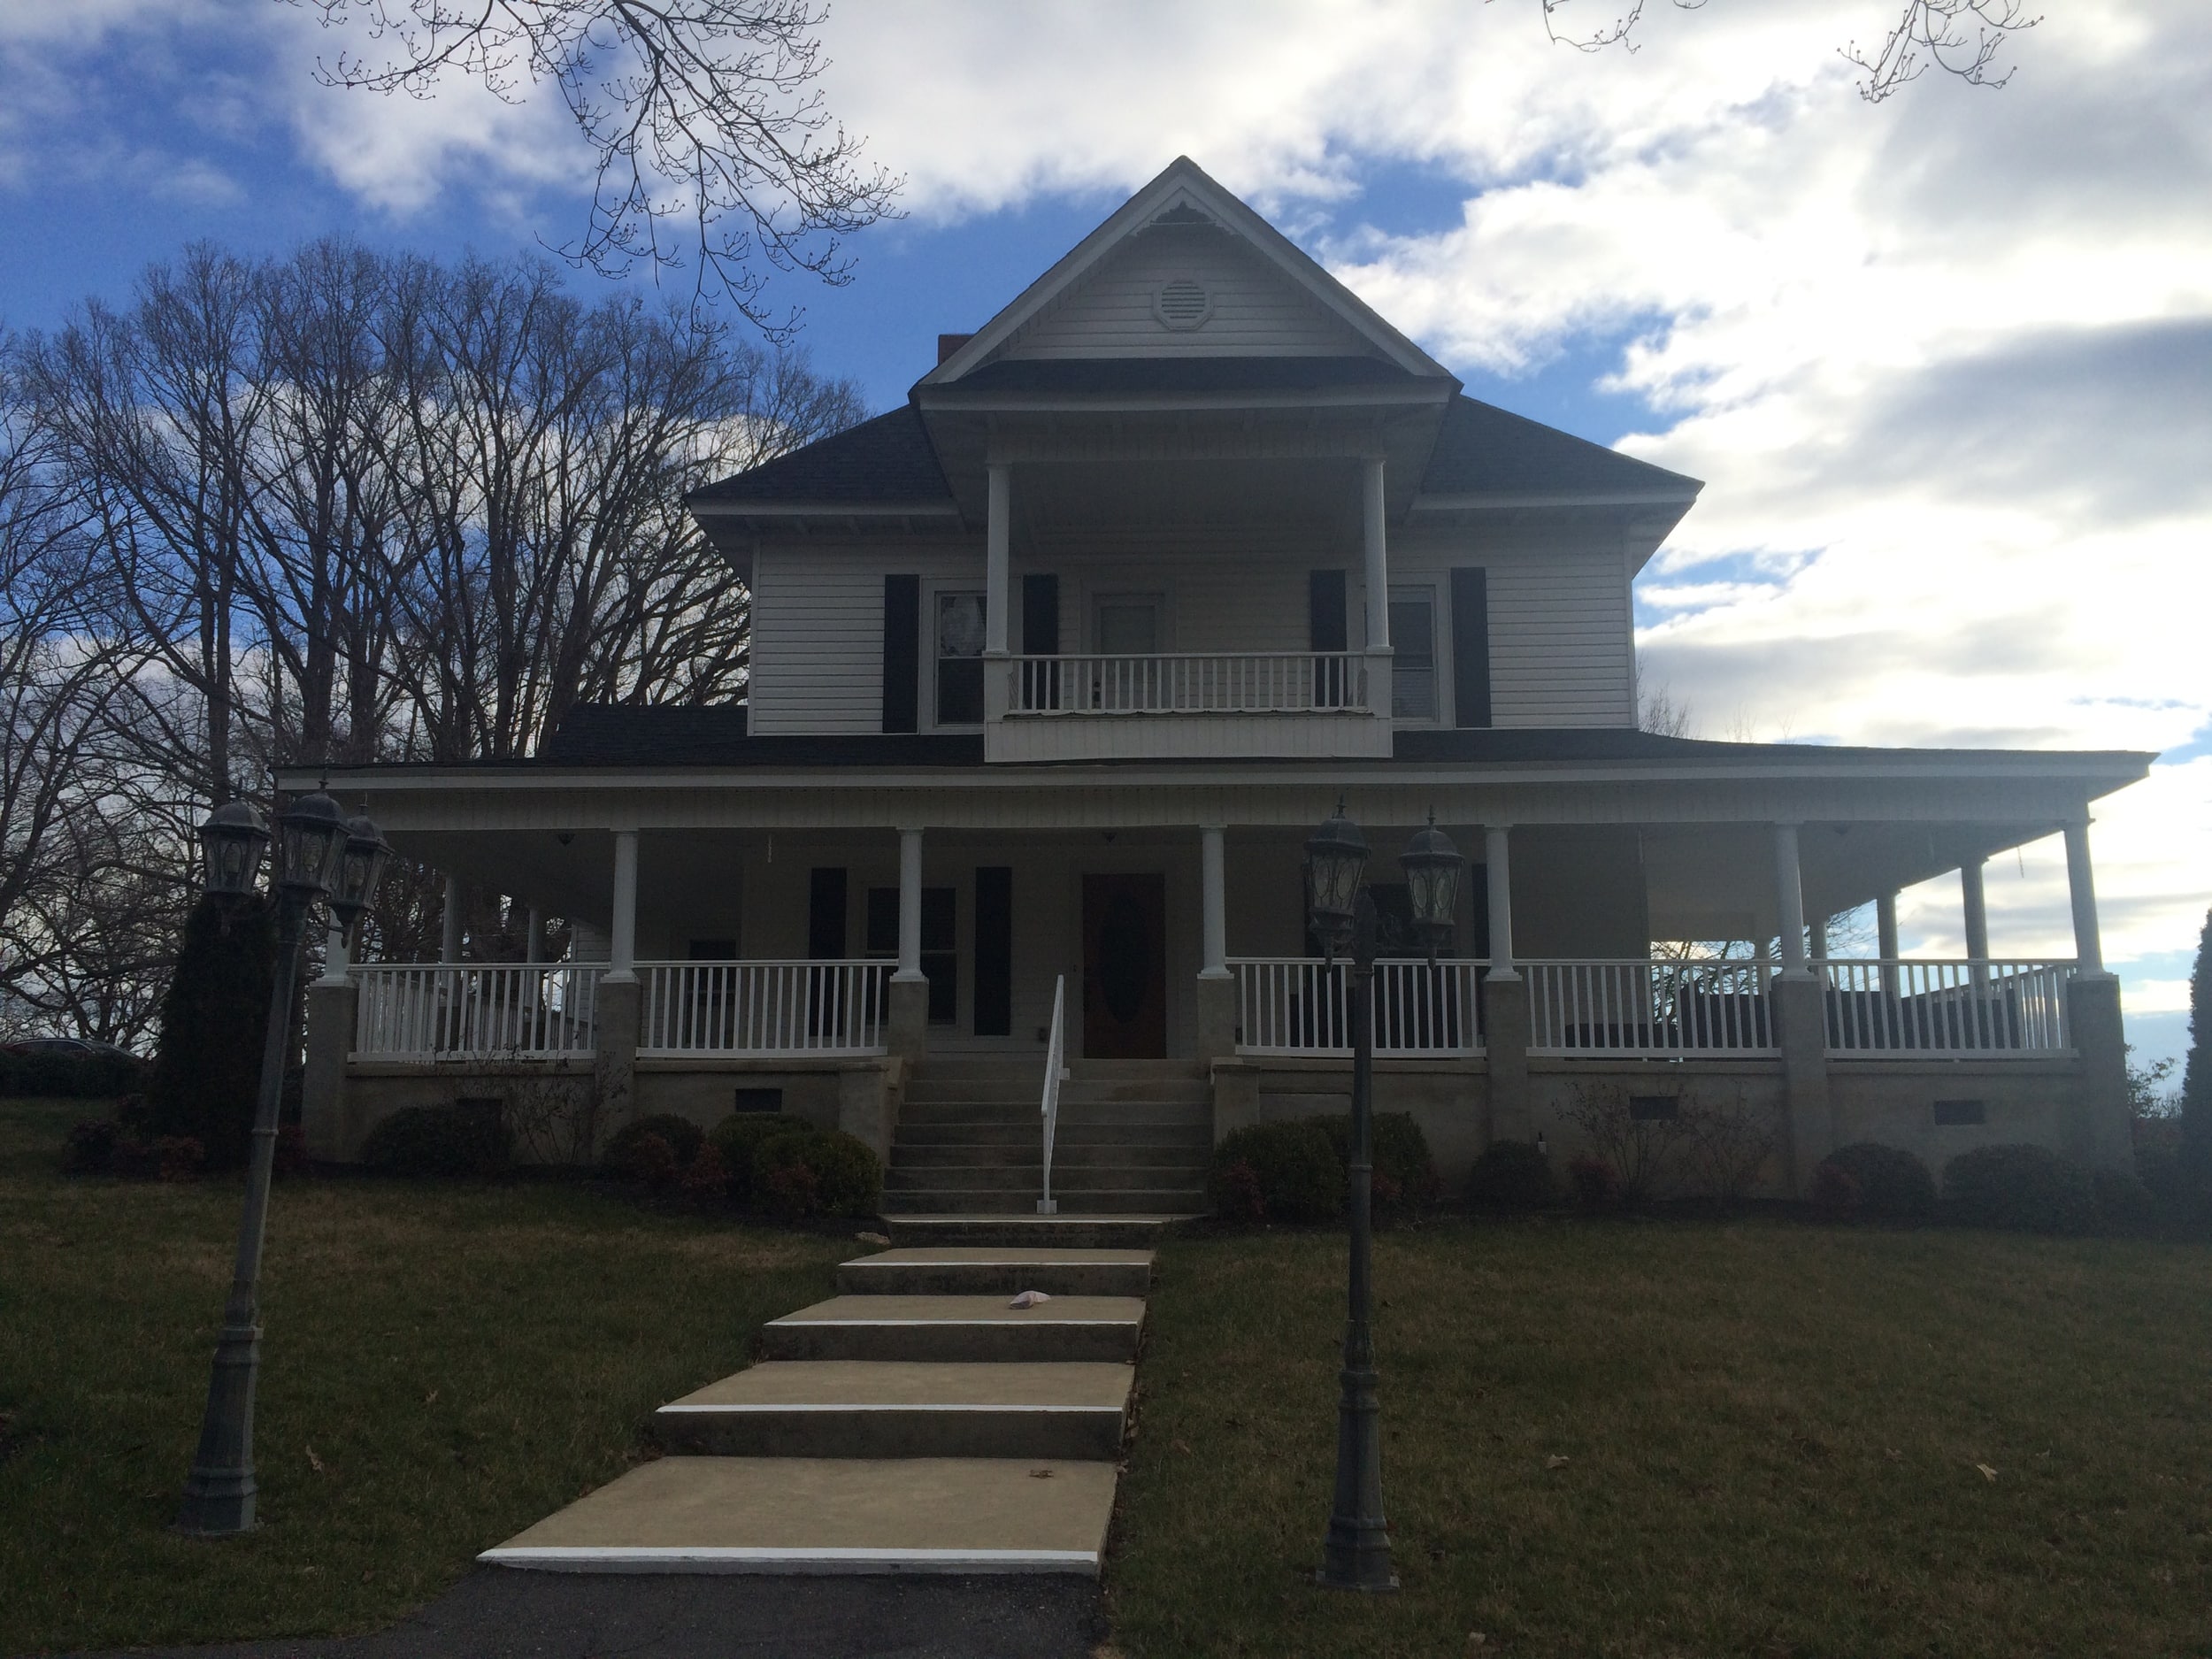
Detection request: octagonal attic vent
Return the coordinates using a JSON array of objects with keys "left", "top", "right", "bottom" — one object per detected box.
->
[{"left": 1154, "top": 279, "right": 1212, "bottom": 330}]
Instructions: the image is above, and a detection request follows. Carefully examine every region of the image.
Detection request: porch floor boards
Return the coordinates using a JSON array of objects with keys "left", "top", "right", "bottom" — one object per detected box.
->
[{"left": 480, "top": 1219, "right": 1174, "bottom": 1577}]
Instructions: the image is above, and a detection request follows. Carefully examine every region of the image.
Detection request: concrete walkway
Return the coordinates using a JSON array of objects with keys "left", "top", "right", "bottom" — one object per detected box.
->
[{"left": 480, "top": 1215, "right": 1183, "bottom": 1578}]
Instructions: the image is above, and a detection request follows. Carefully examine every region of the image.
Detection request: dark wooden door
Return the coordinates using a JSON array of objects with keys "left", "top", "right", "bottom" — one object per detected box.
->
[{"left": 1082, "top": 873, "right": 1167, "bottom": 1059}]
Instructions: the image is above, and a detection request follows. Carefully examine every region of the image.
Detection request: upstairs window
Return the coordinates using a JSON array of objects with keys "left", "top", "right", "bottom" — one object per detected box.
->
[
  {"left": 1389, "top": 586, "right": 1437, "bottom": 720},
  {"left": 935, "top": 592, "right": 987, "bottom": 726}
]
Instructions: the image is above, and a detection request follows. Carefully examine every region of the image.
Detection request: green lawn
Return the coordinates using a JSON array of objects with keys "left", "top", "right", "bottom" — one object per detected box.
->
[
  {"left": 0, "top": 1098, "right": 847, "bottom": 1655},
  {"left": 1112, "top": 1217, "right": 2212, "bottom": 1658}
]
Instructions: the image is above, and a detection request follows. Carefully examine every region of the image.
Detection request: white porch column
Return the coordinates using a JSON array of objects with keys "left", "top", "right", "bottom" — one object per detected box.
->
[
  {"left": 1961, "top": 856, "right": 1991, "bottom": 960},
  {"left": 1484, "top": 826, "right": 1517, "bottom": 979},
  {"left": 1876, "top": 891, "right": 1900, "bottom": 960},
  {"left": 1808, "top": 917, "right": 1829, "bottom": 961},
  {"left": 441, "top": 874, "right": 464, "bottom": 963},
  {"left": 2064, "top": 818, "right": 2106, "bottom": 974},
  {"left": 608, "top": 829, "right": 639, "bottom": 982},
  {"left": 1200, "top": 825, "right": 1228, "bottom": 978},
  {"left": 525, "top": 905, "right": 544, "bottom": 964},
  {"left": 1772, "top": 823, "right": 1809, "bottom": 978},
  {"left": 895, "top": 827, "right": 925, "bottom": 980}
]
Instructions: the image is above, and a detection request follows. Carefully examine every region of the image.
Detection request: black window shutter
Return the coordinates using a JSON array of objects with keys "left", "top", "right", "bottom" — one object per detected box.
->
[
  {"left": 881, "top": 574, "right": 919, "bottom": 733},
  {"left": 807, "top": 868, "right": 848, "bottom": 958},
  {"left": 1450, "top": 566, "right": 1492, "bottom": 728},
  {"left": 1309, "top": 570, "right": 1348, "bottom": 651},
  {"left": 1021, "top": 573, "right": 1059, "bottom": 654},
  {"left": 973, "top": 866, "right": 1013, "bottom": 1037}
]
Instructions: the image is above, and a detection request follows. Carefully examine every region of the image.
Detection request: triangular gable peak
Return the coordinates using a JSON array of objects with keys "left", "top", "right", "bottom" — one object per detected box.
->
[{"left": 921, "top": 159, "right": 1455, "bottom": 385}]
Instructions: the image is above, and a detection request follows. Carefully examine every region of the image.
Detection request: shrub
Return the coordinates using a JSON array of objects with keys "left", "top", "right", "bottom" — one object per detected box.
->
[
  {"left": 360, "top": 1102, "right": 512, "bottom": 1177},
  {"left": 1210, "top": 1157, "right": 1266, "bottom": 1223},
  {"left": 273, "top": 1123, "right": 311, "bottom": 1177},
  {"left": 1682, "top": 1093, "right": 1783, "bottom": 1205},
  {"left": 1941, "top": 1143, "right": 2098, "bottom": 1234},
  {"left": 1810, "top": 1162, "right": 1862, "bottom": 1222},
  {"left": 62, "top": 1119, "right": 119, "bottom": 1173},
  {"left": 603, "top": 1113, "right": 707, "bottom": 1183},
  {"left": 2093, "top": 1167, "right": 2156, "bottom": 1236},
  {"left": 1466, "top": 1141, "right": 1555, "bottom": 1210},
  {"left": 156, "top": 1135, "right": 206, "bottom": 1180},
  {"left": 142, "top": 892, "right": 278, "bottom": 1169},
  {"left": 710, "top": 1112, "right": 806, "bottom": 1202},
  {"left": 1563, "top": 1085, "right": 1688, "bottom": 1206},
  {"left": 1308, "top": 1112, "right": 1440, "bottom": 1218},
  {"left": 761, "top": 1159, "right": 822, "bottom": 1222},
  {"left": 1209, "top": 1120, "right": 1342, "bottom": 1224},
  {"left": 680, "top": 1142, "right": 731, "bottom": 1202},
  {"left": 1816, "top": 1143, "right": 1937, "bottom": 1220},
  {"left": 745, "top": 1125, "right": 883, "bottom": 1220},
  {"left": 1566, "top": 1155, "right": 1619, "bottom": 1213},
  {"left": 0, "top": 1048, "right": 147, "bottom": 1100}
]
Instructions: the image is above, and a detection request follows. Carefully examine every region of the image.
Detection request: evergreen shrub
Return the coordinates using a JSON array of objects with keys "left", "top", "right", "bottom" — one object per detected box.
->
[
  {"left": 2092, "top": 1167, "right": 2156, "bottom": 1236},
  {"left": 1941, "top": 1143, "right": 2097, "bottom": 1234},
  {"left": 142, "top": 894, "right": 278, "bottom": 1168},
  {"left": 1465, "top": 1140, "right": 1555, "bottom": 1210},
  {"left": 603, "top": 1113, "right": 707, "bottom": 1182},
  {"left": 710, "top": 1111, "right": 810, "bottom": 1202},
  {"left": 1208, "top": 1120, "right": 1342, "bottom": 1224},
  {"left": 1308, "top": 1111, "right": 1440, "bottom": 1217},
  {"left": 360, "top": 1102, "right": 512, "bottom": 1177},
  {"left": 0, "top": 1048, "right": 146, "bottom": 1099},
  {"left": 1816, "top": 1143, "right": 1937, "bottom": 1219},
  {"left": 752, "top": 1125, "right": 881, "bottom": 1218}
]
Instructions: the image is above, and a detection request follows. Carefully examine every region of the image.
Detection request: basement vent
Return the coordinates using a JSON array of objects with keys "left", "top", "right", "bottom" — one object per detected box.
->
[{"left": 1154, "top": 279, "right": 1212, "bottom": 330}]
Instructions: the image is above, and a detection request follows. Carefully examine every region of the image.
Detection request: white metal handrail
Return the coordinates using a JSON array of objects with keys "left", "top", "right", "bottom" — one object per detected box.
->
[
  {"left": 1038, "top": 974, "right": 1069, "bottom": 1216},
  {"left": 639, "top": 960, "right": 890, "bottom": 1056},
  {"left": 351, "top": 964, "right": 603, "bottom": 1058},
  {"left": 1012, "top": 651, "right": 1368, "bottom": 715},
  {"left": 1822, "top": 958, "right": 2074, "bottom": 1055},
  {"left": 1525, "top": 959, "right": 1778, "bottom": 1056},
  {"left": 1231, "top": 958, "right": 1486, "bottom": 1056}
]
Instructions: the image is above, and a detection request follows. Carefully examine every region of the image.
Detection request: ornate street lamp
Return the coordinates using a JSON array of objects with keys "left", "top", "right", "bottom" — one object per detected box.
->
[
  {"left": 1309, "top": 807, "right": 1465, "bottom": 1594},
  {"left": 177, "top": 787, "right": 386, "bottom": 1536}
]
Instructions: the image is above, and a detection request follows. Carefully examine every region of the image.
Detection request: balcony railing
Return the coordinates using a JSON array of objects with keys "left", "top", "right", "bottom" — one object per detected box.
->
[
  {"left": 640, "top": 960, "right": 890, "bottom": 1056},
  {"left": 1822, "top": 959, "right": 2073, "bottom": 1055},
  {"left": 1526, "top": 959, "right": 1778, "bottom": 1056},
  {"left": 352, "top": 964, "right": 603, "bottom": 1059},
  {"left": 1012, "top": 652, "right": 1368, "bottom": 716},
  {"left": 1231, "top": 957, "right": 1485, "bottom": 1056}
]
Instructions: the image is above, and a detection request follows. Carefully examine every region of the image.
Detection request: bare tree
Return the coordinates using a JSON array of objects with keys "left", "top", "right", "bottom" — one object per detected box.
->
[
  {"left": 1517, "top": 0, "right": 2039, "bottom": 101},
  {"left": 285, "top": 0, "right": 902, "bottom": 332}
]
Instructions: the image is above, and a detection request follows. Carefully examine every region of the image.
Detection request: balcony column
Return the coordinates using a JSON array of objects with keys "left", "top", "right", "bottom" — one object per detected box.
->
[
  {"left": 1481, "top": 826, "right": 1532, "bottom": 1145},
  {"left": 595, "top": 829, "right": 642, "bottom": 1148},
  {"left": 1808, "top": 917, "right": 1828, "bottom": 961},
  {"left": 1960, "top": 856, "right": 1991, "bottom": 961},
  {"left": 1770, "top": 822, "right": 1832, "bottom": 1194},
  {"left": 1197, "top": 825, "right": 1234, "bottom": 1060},
  {"left": 1360, "top": 456, "right": 1393, "bottom": 718},
  {"left": 1877, "top": 889, "right": 1900, "bottom": 1001},
  {"left": 2061, "top": 816, "right": 2130, "bottom": 1170},
  {"left": 303, "top": 920, "right": 357, "bottom": 1160},
  {"left": 525, "top": 905, "right": 544, "bottom": 965},
  {"left": 887, "top": 826, "right": 928, "bottom": 1061},
  {"left": 984, "top": 464, "right": 1012, "bottom": 724},
  {"left": 441, "top": 874, "right": 464, "bottom": 963}
]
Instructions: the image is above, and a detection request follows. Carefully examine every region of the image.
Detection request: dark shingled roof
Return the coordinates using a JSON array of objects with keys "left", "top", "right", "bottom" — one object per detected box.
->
[
  {"left": 687, "top": 406, "right": 951, "bottom": 505},
  {"left": 540, "top": 704, "right": 985, "bottom": 767},
  {"left": 932, "top": 356, "right": 1425, "bottom": 396},
  {"left": 1417, "top": 395, "right": 1701, "bottom": 498}
]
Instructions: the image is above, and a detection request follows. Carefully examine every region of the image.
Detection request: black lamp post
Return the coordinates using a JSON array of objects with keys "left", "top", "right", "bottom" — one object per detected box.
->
[
  {"left": 1308, "top": 804, "right": 1463, "bottom": 1594},
  {"left": 176, "top": 787, "right": 387, "bottom": 1536}
]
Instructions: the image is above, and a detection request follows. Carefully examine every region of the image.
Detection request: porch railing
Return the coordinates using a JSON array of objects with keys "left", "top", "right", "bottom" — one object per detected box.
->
[
  {"left": 1822, "top": 959, "right": 2073, "bottom": 1055},
  {"left": 1231, "top": 957, "right": 1485, "bottom": 1056},
  {"left": 1013, "top": 651, "right": 1368, "bottom": 715},
  {"left": 1525, "top": 959, "right": 1778, "bottom": 1056},
  {"left": 639, "top": 960, "right": 891, "bottom": 1056},
  {"left": 351, "top": 964, "right": 603, "bottom": 1059}
]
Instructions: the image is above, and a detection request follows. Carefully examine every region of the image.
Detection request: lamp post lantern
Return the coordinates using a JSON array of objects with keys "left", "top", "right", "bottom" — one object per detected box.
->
[
  {"left": 177, "top": 787, "right": 386, "bottom": 1536},
  {"left": 1310, "top": 807, "right": 1463, "bottom": 1594}
]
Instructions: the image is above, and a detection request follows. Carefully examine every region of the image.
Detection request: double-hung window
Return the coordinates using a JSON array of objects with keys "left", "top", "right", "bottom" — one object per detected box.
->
[
  {"left": 1389, "top": 585, "right": 1438, "bottom": 720},
  {"left": 934, "top": 592, "right": 987, "bottom": 726}
]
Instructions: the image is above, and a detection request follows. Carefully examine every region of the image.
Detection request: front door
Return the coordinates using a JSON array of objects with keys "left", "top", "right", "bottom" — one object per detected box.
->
[{"left": 1082, "top": 873, "right": 1167, "bottom": 1058}]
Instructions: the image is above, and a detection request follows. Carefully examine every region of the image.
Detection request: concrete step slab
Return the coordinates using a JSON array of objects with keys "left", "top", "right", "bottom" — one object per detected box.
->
[
  {"left": 480, "top": 1455, "right": 1116, "bottom": 1576},
  {"left": 883, "top": 1188, "right": 1205, "bottom": 1217},
  {"left": 758, "top": 1294, "right": 1145, "bottom": 1363},
  {"left": 894, "top": 1141, "right": 1205, "bottom": 1170},
  {"left": 652, "top": 1360, "right": 1133, "bottom": 1459},
  {"left": 895, "top": 1122, "right": 1212, "bottom": 1148},
  {"left": 883, "top": 1214, "right": 1193, "bottom": 1248},
  {"left": 837, "top": 1247, "right": 1152, "bottom": 1297}
]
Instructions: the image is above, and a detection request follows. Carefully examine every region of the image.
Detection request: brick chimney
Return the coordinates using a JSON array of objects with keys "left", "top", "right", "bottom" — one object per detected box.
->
[{"left": 937, "top": 333, "right": 974, "bottom": 365}]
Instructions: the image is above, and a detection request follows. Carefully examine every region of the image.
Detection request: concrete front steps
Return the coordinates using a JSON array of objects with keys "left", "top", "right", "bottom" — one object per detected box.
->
[
  {"left": 884, "top": 1058, "right": 1211, "bottom": 1216},
  {"left": 479, "top": 1217, "right": 1176, "bottom": 1578}
]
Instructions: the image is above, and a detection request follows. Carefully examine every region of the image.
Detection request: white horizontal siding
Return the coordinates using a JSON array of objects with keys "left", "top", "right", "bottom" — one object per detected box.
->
[
  {"left": 1005, "top": 225, "right": 1371, "bottom": 359},
  {"left": 749, "top": 542, "right": 984, "bottom": 735}
]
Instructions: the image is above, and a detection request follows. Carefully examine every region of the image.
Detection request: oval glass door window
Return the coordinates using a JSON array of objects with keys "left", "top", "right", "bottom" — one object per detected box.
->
[{"left": 1098, "top": 892, "right": 1151, "bottom": 1023}]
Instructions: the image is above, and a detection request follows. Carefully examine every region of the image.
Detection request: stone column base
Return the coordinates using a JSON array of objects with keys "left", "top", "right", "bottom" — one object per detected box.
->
[
  {"left": 302, "top": 978, "right": 359, "bottom": 1161},
  {"left": 1483, "top": 974, "right": 1532, "bottom": 1145},
  {"left": 593, "top": 976, "right": 642, "bottom": 1155},
  {"left": 887, "top": 975, "right": 929, "bottom": 1064},
  {"left": 1773, "top": 972, "right": 1833, "bottom": 1196},
  {"left": 2066, "top": 972, "right": 2133, "bottom": 1171},
  {"left": 1195, "top": 972, "right": 1236, "bottom": 1062}
]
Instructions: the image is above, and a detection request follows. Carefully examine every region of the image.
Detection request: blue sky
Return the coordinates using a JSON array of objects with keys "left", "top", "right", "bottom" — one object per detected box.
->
[{"left": 4, "top": 0, "right": 2206, "bottom": 1077}]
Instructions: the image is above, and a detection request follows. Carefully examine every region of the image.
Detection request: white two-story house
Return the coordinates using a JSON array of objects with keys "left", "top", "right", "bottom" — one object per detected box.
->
[{"left": 295, "top": 158, "right": 2147, "bottom": 1209}]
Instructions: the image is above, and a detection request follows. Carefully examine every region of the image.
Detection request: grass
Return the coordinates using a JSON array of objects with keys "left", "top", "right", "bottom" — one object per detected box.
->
[
  {"left": 1110, "top": 1216, "right": 2212, "bottom": 1658},
  {"left": 0, "top": 1097, "right": 848, "bottom": 1655}
]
